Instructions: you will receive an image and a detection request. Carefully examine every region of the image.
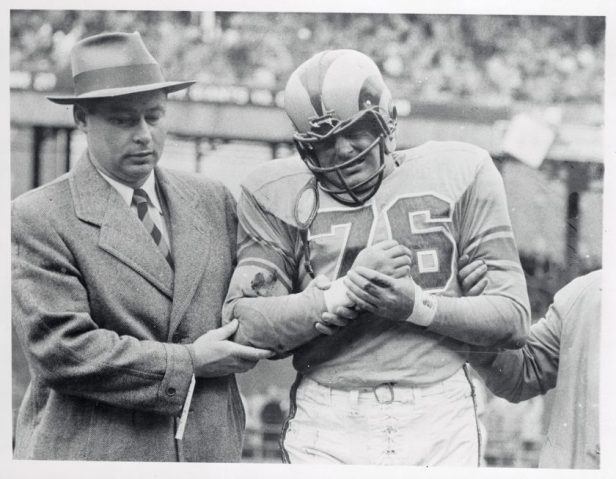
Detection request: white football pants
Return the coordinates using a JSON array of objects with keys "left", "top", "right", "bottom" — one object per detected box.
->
[{"left": 281, "top": 366, "right": 481, "bottom": 465}]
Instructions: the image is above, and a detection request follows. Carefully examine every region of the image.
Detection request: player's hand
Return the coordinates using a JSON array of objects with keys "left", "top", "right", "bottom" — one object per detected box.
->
[
  {"left": 315, "top": 306, "right": 359, "bottom": 335},
  {"left": 189, "top": 320, "right": 274, "bottom": 377},
  {"left": 458, "top": 254, "right": 488, "bottom": 296},
  {"left": 343, "top": 266, "right": 416, "bottom": 321},
  {"left": 308, "top": 274, "right": 356, "bottom": 309},
  {"left": 307, "top": 274, "right": 360, "bottom": 335},
  {"left": 352, "top": 240, "right": 412, "bottom": 279}
]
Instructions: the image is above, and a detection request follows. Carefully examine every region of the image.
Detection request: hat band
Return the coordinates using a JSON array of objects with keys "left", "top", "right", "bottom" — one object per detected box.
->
[{"left": 73, "top": 63, "right": 166, "bottom": 96}]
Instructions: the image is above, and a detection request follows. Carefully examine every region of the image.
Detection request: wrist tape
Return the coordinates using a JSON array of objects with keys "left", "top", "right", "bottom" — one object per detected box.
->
[
  {"left": 323, "top": 277, "right": 353, "bottom": 312},
  {"left": 407, "top": 285, "right": 438, "bottom": 327}
]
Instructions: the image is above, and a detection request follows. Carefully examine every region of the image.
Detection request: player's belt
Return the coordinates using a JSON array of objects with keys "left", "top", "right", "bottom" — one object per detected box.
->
[
  {"left": 373, "top": 383, "right": 395, "bottom": 404},
  {"left": 330, "top": 382, "right": 414, "bottom": 404},
  {"left": 304, "top": 370, "right": 468, "bottom": 404}
]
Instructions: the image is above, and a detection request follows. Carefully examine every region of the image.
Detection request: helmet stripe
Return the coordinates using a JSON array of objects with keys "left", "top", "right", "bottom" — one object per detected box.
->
[{"left": 298, "top": 50, "right": 345, "bottom": 118}]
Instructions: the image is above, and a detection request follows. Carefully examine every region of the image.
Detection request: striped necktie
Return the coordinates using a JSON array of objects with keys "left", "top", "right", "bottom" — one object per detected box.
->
[{"left": 132, "top": 188, "right": 174, "bottom": 268}]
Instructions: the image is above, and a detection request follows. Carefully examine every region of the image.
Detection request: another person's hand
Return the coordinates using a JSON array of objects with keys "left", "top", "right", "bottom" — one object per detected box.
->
[
  {"left": 352, "top": 240, "right": 412, "bottom": 278},
  {"left": 343, "top": 266, "right": 416, "bottom": 322},
  {"left": 458, "top": 254, "right": 488, "bottom": 296},
  {"left": 189, "top": 320, "right": 274, "bottom": 377}
]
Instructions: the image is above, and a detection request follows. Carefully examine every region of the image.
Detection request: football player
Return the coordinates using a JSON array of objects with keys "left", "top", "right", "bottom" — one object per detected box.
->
[{"left": 222, "top": 50, "right": 530, "bottom": 465}]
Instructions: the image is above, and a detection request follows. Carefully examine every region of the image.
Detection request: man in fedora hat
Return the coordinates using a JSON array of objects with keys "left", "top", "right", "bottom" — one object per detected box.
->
[{"left": 12, "top": 31, "right": 272, "bottom": 462}]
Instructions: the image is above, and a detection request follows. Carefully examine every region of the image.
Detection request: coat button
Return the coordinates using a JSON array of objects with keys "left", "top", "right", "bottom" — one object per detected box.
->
[{"left": 167, "top": 387, "right": 176, "bottom": 396}]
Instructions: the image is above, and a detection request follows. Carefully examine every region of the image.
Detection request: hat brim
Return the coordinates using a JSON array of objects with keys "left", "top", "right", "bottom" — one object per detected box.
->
[{"left": 47, "top": 80, "right": 196, "bottom": 105}]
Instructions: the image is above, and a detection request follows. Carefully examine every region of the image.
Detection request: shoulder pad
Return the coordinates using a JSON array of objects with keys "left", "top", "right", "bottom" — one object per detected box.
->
[
  {"left": 241, "top": 157, "right": 314, "bottom": 225},
  {"left": 400, "top": 141, "right": 490, "bottom": 163},
  {"left": 397, "top": 141, "right": 491, "bottom": 174}
]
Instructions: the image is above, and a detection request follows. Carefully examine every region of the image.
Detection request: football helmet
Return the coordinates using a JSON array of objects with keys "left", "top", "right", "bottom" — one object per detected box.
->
[{"left": 284, "top": 50, "right": 398, "bottom": 206}]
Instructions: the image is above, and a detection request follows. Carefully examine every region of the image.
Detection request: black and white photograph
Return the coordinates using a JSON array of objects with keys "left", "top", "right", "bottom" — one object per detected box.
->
[{"left": 4, "top": 1, "right": 615, "bottom": 478}]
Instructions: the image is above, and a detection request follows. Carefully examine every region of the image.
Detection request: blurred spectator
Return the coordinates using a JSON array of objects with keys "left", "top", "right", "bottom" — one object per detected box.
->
[
  {"left": 10, "top": 11, "right": 604, "bottom": 104},
  {"left": 241, "top": 386, "right": 288, "bottom": 461},
  {"left": 260, "top": 398, "right": 284, "bottom": 460}
]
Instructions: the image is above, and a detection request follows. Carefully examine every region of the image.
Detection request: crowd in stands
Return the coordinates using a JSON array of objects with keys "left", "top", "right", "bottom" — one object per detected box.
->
[{"left": 11, "top": 10, "right": 604, "bottom": 105}]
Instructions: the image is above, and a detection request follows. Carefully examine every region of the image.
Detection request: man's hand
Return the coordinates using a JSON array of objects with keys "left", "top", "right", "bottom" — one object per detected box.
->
[
  {"left": 308, "top": 275, "right": 359, "bottom": 336},
  {"left": 458, "top": 254, "right": 488, "bottom": 296},
  {"left": 189, "top": 320, "right": 274, "bottom": 377},
  {"left": 343, "top": 266, "right": 416, "bottom": 322},
  {"left": 316, "top": 307, "right": 359, "bottom": 335},
  {"left": 312, "top": 241, "right": 414, "bottom": 331},
  {"left": 353, "top": 240, "right": 412, "bottom": 278}
]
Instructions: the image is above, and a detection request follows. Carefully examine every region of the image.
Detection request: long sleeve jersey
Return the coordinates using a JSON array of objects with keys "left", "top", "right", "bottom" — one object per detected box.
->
[{"left": 224, "top": 141, "right": 530, "bottom": 387}]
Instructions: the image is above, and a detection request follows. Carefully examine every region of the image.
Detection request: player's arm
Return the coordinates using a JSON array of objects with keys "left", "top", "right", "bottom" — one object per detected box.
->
[
  {"left": 224, "top": 186, "right": 414, "bottom": 352},
  {"left": 224, "top": 266, "right": 331, "bottom": 356},
  {"left": 468, "top": 300, "right": 562, "bottom": 403},
  {"left": 430, "top": 155, "right": 530, "bottom": 347},
  {"left": 457, "top": 255, "right": 558, "bottom": 402},
  {"left": 344, "top": 154, "right": 530, "bottom": 348},
  {"left": 222, "top": 187, "right": 334, "bottom": 355}
]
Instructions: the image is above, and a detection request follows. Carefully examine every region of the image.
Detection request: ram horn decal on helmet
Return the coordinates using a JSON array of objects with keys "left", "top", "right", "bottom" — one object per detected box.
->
[{"left": 284, "top": 50, "right": 398, "bottom": 206}]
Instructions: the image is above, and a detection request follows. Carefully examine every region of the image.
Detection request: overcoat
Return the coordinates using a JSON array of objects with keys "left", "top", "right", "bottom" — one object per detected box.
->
[{"left": 12, "top": 153, "right": 244, "bottom": 461}]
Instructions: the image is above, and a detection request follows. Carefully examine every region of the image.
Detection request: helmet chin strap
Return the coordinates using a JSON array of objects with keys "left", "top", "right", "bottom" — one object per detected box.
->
[
  {"left": 296, "top": 142, "right": 384, "bottom": 279},
  {"left": 293, "top": 177, "right": 320, "bottom": 279}
]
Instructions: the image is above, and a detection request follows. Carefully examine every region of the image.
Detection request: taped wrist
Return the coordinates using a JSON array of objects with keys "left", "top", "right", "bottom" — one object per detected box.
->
[
  {"left": 323, "top": 277, "right": 353, "bottom": 312},
  {"left": 406, "top": 285, "right": 438, "bottom": 326}
]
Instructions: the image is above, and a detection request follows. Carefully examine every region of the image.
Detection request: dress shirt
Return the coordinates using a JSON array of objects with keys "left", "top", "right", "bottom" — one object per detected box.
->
[{"left": 96, "top": 168, "right": 171, "bottom": 246}]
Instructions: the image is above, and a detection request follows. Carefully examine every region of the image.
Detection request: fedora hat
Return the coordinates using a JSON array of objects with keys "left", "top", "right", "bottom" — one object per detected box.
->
[{"left": 47, "top": 32, "right": 195, "bottom": 104}]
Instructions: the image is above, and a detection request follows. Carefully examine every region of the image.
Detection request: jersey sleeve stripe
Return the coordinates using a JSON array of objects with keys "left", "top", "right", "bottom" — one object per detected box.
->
[
  {"left": 463, "top": 226, "right": 514, "bottom": 255},
  {"left": 238, "top": 235, "right": 293, "bottom": 265},
  {"left": 466, "top": 225, "right": 513, "bottom": 244},
  {"left": 238, "top": 239, "right": 292, "bottom": 270},
  {"left": 465, "top": 230, "right": 514, "bottom": 251},
  {"left": 236, "top": 258, "right": 294, "bottom": 292},
  {"left": 462, "top": 235, "right": 521, "bottom": 266},
  {"left": 484, "top": 258, "right": 525, "bottom": 273}
]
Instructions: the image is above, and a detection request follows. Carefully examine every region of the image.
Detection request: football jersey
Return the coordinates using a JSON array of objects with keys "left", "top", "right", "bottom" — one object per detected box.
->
[{"left": 225, "top": 141, "right": 528, "bottom": 386}]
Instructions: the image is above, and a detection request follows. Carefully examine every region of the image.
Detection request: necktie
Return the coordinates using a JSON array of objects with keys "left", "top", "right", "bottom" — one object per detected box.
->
[{"left": 132, "top": 188, "right": 174, "bottom": 268}]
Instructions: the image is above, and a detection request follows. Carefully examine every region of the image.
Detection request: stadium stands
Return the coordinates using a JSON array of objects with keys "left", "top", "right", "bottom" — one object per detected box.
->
[{"left": 10, "top": 11, "right": 605, "bottom": 104}]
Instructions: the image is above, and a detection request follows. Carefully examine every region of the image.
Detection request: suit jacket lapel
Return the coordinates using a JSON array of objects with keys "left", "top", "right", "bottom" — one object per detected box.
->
[
  {"left": 70, "top": 153, "right": 174, "bottom": 298},
  {"left": 156, "top": 168, "right": 212, "bottom": 340}
]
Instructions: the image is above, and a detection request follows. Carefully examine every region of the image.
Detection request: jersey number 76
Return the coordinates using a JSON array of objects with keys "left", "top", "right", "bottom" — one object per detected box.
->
[{"left": 308, "top": 193, "right": 456, "bottom": 291}]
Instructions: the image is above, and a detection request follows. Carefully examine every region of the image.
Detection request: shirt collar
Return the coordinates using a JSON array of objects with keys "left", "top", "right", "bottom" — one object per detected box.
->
[{"left": 95, "top": 167, "right": 163, "bottom": 215}]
